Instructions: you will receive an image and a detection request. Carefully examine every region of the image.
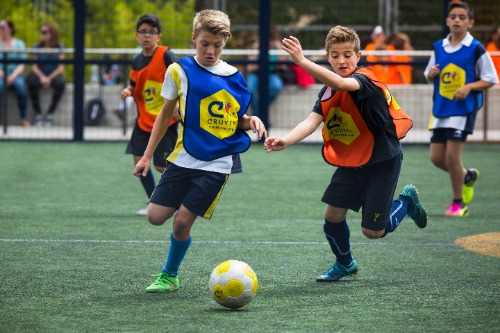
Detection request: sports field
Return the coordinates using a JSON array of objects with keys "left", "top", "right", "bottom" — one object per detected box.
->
[{"left": 1, "top": 141, "right": 499, "bottom": 332}]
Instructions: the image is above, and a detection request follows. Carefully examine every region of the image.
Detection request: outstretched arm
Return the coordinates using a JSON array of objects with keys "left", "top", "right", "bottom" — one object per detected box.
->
[
  {"left": 133, "top": 98, "right": 177, "bottom": 177},
  {"left": 282, "top": 36, "right": 359, "bottom": 91},
  {"left": 265, "top": 112, "right": 323, "bottom": 152}
]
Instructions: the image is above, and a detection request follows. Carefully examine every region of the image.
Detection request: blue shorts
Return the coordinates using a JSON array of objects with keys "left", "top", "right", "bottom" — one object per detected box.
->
[
  {"left": 150, "top": 164, "right": 229, "bottom": 219},
  {"left": 430, "top": 128, "right": 468, "bottom": 143},
  {"left": 321, "top": 153, "right": 402, "bottom": 231}
]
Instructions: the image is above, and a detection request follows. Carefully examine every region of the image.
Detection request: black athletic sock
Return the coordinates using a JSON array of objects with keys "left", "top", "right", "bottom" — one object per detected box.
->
[
  {"left": 323, "top": 220, "right": 353, "bottom": 265},
  {"left": 139, "top": 169, "right": 156, "bottom": 199},
  {"left": 464, "top": 169, "right": 474, "bottom": 184}
]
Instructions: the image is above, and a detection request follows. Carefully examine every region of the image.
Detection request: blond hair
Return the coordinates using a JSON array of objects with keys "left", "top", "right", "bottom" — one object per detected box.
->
[
  {"left": 192, "top": 9, "right": 231, "bottom": 38},
  {"left": 325, "top": 25, "right": 360, "bottom": 53}
]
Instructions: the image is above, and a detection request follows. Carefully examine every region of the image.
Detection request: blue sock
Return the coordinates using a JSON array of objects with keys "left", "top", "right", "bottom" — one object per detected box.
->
[
  {"left": 161, "top": 233, "right": 192, "bottom": 276},
  {"left": 324, "top": 219, "right": 353, "bottom": 265},
  {"left": 385, "top": 196, "right": 410, "bottom": 235},
  {"left": 139, "top": 169, "right": 155, "bottom": 199}
]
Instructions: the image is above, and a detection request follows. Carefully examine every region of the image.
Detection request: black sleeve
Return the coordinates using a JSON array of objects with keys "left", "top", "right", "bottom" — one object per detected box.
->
[
  {"left": 312, "top": 85, "right": 328, "bottom": 115},
  {"left": 352, "top": 73, "right": 379, "bottom": 101},
  {"left": 352, "top": 73, "right": 392, "bottom": 132},
  {"left": 130, "top": 53, "right": 142, "bottom": 71},
  {"left": 164, "top": 49, "right": 178, "bottom": 67}
]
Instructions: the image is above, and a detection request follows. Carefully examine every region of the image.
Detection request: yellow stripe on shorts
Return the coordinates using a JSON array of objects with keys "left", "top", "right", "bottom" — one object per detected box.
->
[{"left": 203, "top": 174, "right": 229, "bottom": 219}]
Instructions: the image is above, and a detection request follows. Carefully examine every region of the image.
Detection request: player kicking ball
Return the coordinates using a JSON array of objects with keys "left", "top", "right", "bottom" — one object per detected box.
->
[{"left": 265, "top": 26, "right": 427, "bottom": 282}]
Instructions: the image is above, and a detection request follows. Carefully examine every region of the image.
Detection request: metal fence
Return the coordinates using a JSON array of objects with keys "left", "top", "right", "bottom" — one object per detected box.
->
[{"left": 1, "top": 0, "right": 499, "bottom": 142}]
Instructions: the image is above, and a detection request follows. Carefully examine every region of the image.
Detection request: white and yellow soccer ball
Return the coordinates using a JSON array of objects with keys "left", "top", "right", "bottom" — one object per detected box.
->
[{"left": 209, "top": 260, "right": 258, "bottom": 309}]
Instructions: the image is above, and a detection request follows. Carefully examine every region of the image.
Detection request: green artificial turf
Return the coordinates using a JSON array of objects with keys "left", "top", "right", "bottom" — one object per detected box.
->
[{"left": 0, "top": 142, "right": 498, "bottom": 332}]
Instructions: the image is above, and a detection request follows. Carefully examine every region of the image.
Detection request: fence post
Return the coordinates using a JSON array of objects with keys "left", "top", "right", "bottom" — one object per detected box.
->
[
  {"left": 483, "top": 89, "right": 488, "bottom": 141},
  {"left": 258, "top": 0, "right": 270, "bottom": 131},
  {"left": 73, "top": 0, "right": 85, "bottom": 141},
  {"left": 1, "top": 53, "right": 7, "bottom": 134}
]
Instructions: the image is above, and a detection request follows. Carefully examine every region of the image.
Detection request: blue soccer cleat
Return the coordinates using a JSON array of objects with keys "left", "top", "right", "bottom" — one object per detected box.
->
[
  {"left": 400, "top": 184, "right": 427, "bottom": 229},
  {"left": 316, "top": 260, "right": 358, "bottom": 282}
]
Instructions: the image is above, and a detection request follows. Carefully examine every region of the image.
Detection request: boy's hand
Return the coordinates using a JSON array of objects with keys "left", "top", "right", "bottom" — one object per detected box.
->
[
  {"left": 133, "top": 156, "right": 151, "bottom": 177},
  {"left": 120, "top": 87, "right": 132, "bottom": 100},
  {"left": 249, "top": 116, "right": 267, "bottom": 140},
  {"left": 454, "top": 85, "right": 472, "bottom": 101},
  {"left": 172, "top": 109, "right": 181, "bottom": 122},
  {"left": 264, "top": 137, "right": 286, "bottom": 152},
  {"left": 428, "top": 64, "right": 440, "bottom": 79},
  {"left": 282, "top": 36, "right": 306, "bottom": 65}
]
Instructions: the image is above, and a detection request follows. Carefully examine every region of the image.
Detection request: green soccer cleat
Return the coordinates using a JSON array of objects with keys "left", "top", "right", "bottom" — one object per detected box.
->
[
  {"left": 400, "top": 184, "right": 427, "bottom": 229},
  {"left": 146, "top": 273, "right": 179, "bottom": 293},
  {"left": 463, "top": 169, "right": 479, "bottom": 205},
  {"left": 316, "top": 260, "right": 358, "bottom": 282}
]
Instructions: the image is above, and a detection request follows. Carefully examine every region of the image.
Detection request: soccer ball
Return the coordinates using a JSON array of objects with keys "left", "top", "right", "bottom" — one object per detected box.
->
[{"left": 209, "top": 260, "right": 258, "bottom": 309}]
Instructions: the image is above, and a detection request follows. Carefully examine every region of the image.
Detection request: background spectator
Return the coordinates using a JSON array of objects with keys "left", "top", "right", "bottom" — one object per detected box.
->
[
  {"left": 26, "top": 22, "right": 66, "bottom": 127},
  {"left": 0, "top": 19, "right": 29, "bottom": 127},
  {"left": 387, "top": 32, "right": 414, "bottom": 84},
  {"left": 486, "top": 26, "right": 500, "bottom": 84},
  {"left": 246, "top": 25, "right": 284, "bottom": 117},
  {"left": 370, "top": 43, "right": 399, "bottom": 84},
  {"left": 364, "top": 25, "right": 393, "bottom": 81}
]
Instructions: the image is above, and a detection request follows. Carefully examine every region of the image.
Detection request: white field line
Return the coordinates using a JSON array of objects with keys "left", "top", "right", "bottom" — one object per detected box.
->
[{"left": 0, "top": 238, "right": 455, "bottom": 246}]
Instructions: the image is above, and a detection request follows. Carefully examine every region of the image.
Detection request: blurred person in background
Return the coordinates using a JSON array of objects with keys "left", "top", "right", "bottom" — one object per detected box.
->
[
  {"left": 26, "top": 22, "right": 66, "bottom": 127},
  {"left": 246, "top": 24, "right": 284, "bottom": 117},
  {"left": 387, "top": 32, "right": 414, "bottom": 85},
  {"left": 120, "top": 14, "right": 180, "bottom": 216},
  {"left": 485, "top": 26, "right": 500, "bottom": 84},
  {"left": 364, "top": 25, "right": 393, "bottom": 81},
  {"left": 369, "top": 44, "right": 398, "bottom": 84},
  {"left": 0, "top": 19, "right": 29, "bottom": 127}
]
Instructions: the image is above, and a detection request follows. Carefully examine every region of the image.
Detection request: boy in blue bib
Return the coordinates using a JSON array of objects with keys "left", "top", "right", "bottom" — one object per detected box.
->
[
  {"left": 424, "top": 1, "right": 498, "bottom": 217},
  {"left": 133, "top": 9, "right": 266, "bottom": 293}
]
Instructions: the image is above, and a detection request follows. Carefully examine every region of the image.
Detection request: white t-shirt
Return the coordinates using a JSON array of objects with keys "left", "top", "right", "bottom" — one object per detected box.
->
[{"left": 160, "top": 57, "right": 238, "bottom": 174}]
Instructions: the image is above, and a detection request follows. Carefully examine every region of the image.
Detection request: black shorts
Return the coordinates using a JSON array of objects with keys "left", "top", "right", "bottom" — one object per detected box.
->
[
  {"left": 150, "top": 164, "right": 229, "bottom": 220},
  {"left": 321, "top": 153, "right": 403, "bottom": 231},
  {"left": 126, "top": 121, "right": 178, "bottom": 168},
  {"left": 430, "top": 128, "right": 468, "bottom": 143}
]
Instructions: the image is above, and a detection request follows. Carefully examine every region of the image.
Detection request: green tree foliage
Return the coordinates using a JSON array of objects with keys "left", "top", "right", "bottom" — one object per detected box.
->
[
  {"left": 0, "top": 0, "right": 72, "bottom": 48},
  {"left": 0, "top": 0, "right": 195, "bottom": 50},
  {"left": 84, "top": 0, "right": 195, "bottom": 49}
]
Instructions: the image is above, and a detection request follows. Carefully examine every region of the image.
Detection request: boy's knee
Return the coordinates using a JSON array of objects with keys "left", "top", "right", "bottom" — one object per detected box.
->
[
  {"left": 146, "top": 204, "right": 175, "bottom": 226},
  {"left": 146, "top": 207, "right": 170, "bottom": 226},
  {"left": 147, "top": 214, "right": 165, "bottom": 226},
  {"left": 324, "top": 208, "right": 347, "bottom": 223},
  {"left": 430, "top": 155, "right": 443, "bottom": 167},
  {"left": 362, "top": 228, "right": 385, "bottom": 239}
]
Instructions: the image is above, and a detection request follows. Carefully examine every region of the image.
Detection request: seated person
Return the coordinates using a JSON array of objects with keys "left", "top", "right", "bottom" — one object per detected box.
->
[
  {"left": 0, "top": 19, "right": 29, "bottom": 127},
  {"left": 26, "top": 22, "right": 65, "bottom": 126}
]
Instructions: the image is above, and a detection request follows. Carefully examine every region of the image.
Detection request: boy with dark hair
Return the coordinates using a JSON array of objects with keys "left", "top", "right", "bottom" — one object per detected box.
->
[
  {"left": 265, "top": 26, "right": 427, "bottom": 282},
  {"left": 121, "top": 14, "right": 180, "bottom": 216},
  {"left": 133, "top": 9, "right": 266, "bottom": 292},
  {"left": 424, "top": 1, "right": 498, "bottom": 217}
]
